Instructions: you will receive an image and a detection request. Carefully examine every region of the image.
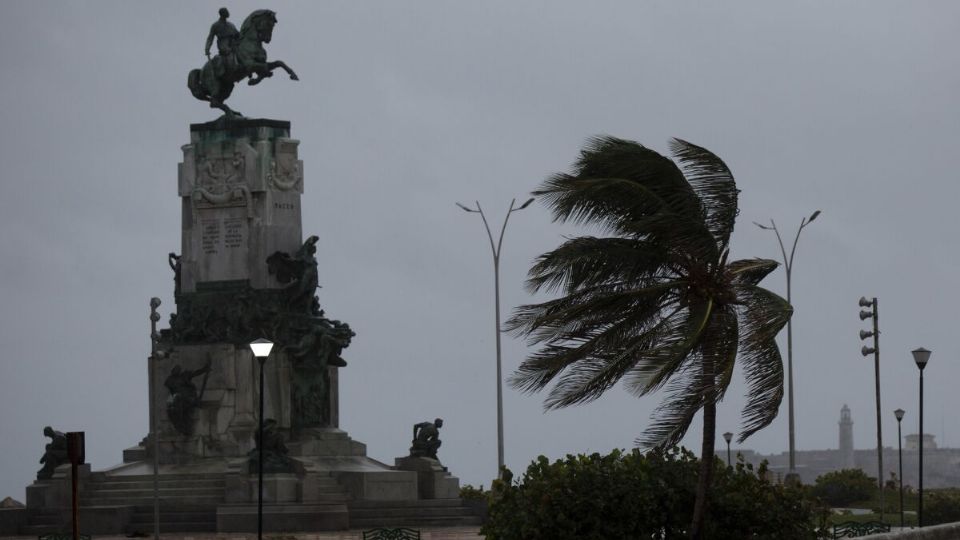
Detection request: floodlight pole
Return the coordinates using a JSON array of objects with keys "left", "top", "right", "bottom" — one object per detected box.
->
[
  {"left": 457, "top": 197, "right": 533, "bottom": 477},
  {"left": 754, "top": 210, "right": 820, "bottom": 481},
  {"left": 859, "top": 296, "right": 884, "bottom": 524},
  {"left": 148, "top": 297, "right": 162, "bottom": 540}
]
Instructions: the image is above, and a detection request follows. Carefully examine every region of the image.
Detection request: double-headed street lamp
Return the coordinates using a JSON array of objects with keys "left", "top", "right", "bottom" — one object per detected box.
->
[
  {"left": 859, "top": 296, "right": 883, "bottom": 523},
  {"left": 912, "top": 347, "right": 931, "bottom": 528},
  {"left": 249, "top": 338, "right": 275, "bottom": 540},
  {"left": 457, "top": 197, "right": 534, "bottom": 477},
  {"left": 754, "top": 210, "right": 820, "bottom": 480},
  {"left": 894, "top": 408, "right": 905, "bottom": 529},
  {"left": 723, "top": 432, "right": 733, "bottom": 467}
]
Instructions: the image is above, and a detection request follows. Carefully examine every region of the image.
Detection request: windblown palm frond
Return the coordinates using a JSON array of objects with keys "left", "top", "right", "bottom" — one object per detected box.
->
[{"left": 509, "top": 136, "right": 791, "bottom": 539}]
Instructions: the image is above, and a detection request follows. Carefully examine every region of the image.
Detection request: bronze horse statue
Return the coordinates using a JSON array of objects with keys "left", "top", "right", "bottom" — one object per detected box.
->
[{"left": 188, "top": 10, "right": 298, "bottom": 117}]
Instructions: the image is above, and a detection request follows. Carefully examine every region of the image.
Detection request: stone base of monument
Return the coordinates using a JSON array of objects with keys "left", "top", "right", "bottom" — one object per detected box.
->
[
  {"left": 216, "top": 503, "right": 349, "bottom": 532},
  {"left": 25, "top": 464, "right": 89, "bottom": 509},
  {"left": 248, "top": 474, "right": 300, "bottom": 502},
  {"left": 12, "top": 118, "right": 484, "bottom": 534},
  {"left": 394, "top": 457, "right": 461, "bottom": 499}
]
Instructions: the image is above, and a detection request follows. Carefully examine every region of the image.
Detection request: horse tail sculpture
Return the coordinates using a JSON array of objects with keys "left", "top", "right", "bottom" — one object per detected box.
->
[{"left": 188, "top": 69, "right": 206, "bottom": 100}]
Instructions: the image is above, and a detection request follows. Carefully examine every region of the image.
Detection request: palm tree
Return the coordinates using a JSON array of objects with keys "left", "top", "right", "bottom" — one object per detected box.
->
[{"left": 507, "top": 136, "right": 791, "bottom": 539}]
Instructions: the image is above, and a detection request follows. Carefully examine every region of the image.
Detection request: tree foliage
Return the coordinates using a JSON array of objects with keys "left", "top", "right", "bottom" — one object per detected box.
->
[
  {"left": 924, "top": 491, "right": 960, "bottom": 525},
  {"left": 481, "top": 448, "right": 828, "bottom": 540},
  {"left": 507, "top": 136, "right": 791, "bottom": 536},
  {"left": 811, "top": 469, "right": 876, "bottom": 507}
]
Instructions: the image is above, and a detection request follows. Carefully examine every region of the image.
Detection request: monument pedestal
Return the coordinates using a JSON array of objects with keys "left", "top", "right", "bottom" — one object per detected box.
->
[
  {"left": 14, "top": 119, "right": 480, "bottom": 534},
  {"left": 394, "top": 457, "right": 461, "bottom": 499}
]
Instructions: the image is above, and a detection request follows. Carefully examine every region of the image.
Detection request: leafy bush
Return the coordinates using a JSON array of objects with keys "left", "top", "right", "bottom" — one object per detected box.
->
[
  {"left": 812, "top": 469, "right": 876, "bottom": 507},
  {"left": 925, "top": 491, "right": 960, "bottom": 525},
  {"left": 459, "top": 484, "right": 488, "bottom": 500},
  {"left": 481, "top": 448, "right": 828, "bottom": 540}
]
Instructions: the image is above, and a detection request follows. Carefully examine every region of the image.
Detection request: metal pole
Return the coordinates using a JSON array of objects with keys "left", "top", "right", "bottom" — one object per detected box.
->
[
  {"left": 770, "top": 222, "right": 798, "bottom": 475},
  {"left": 258, "top": 356, "right": 266, "bottom": 540},
  {"left": 897, "top": 418, "right": 903, "bottom": 529},
  {"left": 784, "top": 248, "right": 795, "bottom": 475},
  {"left": 459, "top": 198, "right": 532, "bottom": 478},
  {"left": 756, "top": 213, "right": 819, "bottom": 479},
  {"left": 493, "top": 246, "right": 504, "bottom": 474},
  {"left": 726, "top": 441, "right": 731, "bottom": 467},
  {"left": 919, "top": 370, "right": 924, "bottom": 528},
  {"left": 149, "top": 298, "right": 161, "bottom": 540},
  {"left": 871, "top": 298, "right": 884, "bottom": 523}
]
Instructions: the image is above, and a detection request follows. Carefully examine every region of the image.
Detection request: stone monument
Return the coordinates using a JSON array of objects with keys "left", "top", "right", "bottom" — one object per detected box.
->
[{"left": 2, "top": 9, "right": 478, "bottom": 535}]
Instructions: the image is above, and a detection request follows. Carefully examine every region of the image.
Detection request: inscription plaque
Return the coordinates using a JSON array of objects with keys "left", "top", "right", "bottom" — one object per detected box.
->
[
  {"left": 224, "top": 218, "right": 244, "bottom": 249},
  {"left": 202, "top": 219, "right": 221, "bottom": 255}
]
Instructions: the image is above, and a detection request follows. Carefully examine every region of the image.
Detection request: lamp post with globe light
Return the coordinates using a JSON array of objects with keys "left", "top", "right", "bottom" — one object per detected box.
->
[
  {"left": 723, "top": 432, "right": 733, "bottom": 467},
  {"left": 754, "top": 210, "right": 820, "bottom": 482},
  {"left": 456, "top": 197, "right": 534, "bottom": 477},
  {"left": 912, "top": 347, "right": 931, "bottom": 528},
  {"left": 894, "top": 408, "right": 905, "bottom": 528},
  {"left": 249, "top": 338, "right": 274, "bottom": 540}
]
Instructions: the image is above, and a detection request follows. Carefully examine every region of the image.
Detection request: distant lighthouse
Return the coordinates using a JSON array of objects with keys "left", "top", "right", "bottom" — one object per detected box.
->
[{"left": 839, "top": 404, "right": 855, "bottom": 468}]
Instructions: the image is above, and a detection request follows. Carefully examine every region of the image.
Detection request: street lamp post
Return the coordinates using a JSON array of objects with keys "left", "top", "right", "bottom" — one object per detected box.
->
[
  {"left": 723, "top": 432, "right": 733, "bottom": 467},
  {"left": 894, "top": 408, "right": 905, "bottom": 529},
  {"left": 457, "top": 197, "right": 534, "bottom": 476},
  {"left": 249, "top": 338, "right": 275, "bottom": 540},
  {"left": 859, "top": 296, "right": 884, "bottom": 523},
  {"left": 754, "top": 210, "right": 820, "bottom": 480},
  {"left": 912, "top": 348, "right": 931, "bottom": 528}
]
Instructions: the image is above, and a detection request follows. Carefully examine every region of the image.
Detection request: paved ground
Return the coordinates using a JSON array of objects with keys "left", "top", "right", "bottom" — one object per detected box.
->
[{"left": 1, "top": 528, "right": 484, "bottom": 540}]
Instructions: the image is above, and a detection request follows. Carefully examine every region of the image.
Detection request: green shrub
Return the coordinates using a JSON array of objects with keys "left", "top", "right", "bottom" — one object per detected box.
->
[
  {"left": 812, "top": 469, "right": 876, "bottom": 507},
  {"left": 459, "top": 484, "right": 488, "bottom": 500},
  {"left": 925, "top": 491, "right": 960, "bottom": 525},
  {"left": 481, "top": 448, "right": 828, "bottom": 540}
]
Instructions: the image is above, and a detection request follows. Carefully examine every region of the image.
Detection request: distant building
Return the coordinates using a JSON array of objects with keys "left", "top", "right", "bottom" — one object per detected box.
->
[
  {"left": 738, "top": 405, "right": 960, "bottom": 487},
  {"left": 905, "top": 433, "right": 937, "bottom": 451}
]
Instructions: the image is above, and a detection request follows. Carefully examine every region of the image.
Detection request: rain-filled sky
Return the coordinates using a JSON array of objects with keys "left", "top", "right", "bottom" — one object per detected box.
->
[{"left": 1, "top": 1, "right": 959, "bottom": 500}]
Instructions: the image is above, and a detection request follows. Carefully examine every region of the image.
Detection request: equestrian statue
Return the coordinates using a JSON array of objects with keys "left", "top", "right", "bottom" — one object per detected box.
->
[{"left": 188, "top": 8, "right": 299, "bottom": 117}]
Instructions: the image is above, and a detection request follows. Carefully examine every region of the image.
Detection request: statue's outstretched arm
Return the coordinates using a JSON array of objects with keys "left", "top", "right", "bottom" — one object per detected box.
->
[{"left": 205, "top": 25, "right": 216, "bottom": 57}]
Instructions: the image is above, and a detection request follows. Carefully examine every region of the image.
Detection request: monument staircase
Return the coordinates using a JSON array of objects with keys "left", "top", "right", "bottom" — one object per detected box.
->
[
  {"left": 348, "top": 499, "right": 484, "bottom": 529},
  {"left": 83, "top": 472, "right": 223, "bottom": 533}
]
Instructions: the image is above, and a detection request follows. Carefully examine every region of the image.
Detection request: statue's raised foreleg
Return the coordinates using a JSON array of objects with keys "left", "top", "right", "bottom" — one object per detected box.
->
[
  {"left": 269, "top": 60, "right": 299, "bottom": 81},
  {"left": 247, "top": 61, "right": 299, "bottom": 86}
]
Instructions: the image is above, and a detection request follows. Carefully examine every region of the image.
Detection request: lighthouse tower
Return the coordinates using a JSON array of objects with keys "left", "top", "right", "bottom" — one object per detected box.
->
[{"left": 839, "top": 404, "right": 855, "bottom": 468}]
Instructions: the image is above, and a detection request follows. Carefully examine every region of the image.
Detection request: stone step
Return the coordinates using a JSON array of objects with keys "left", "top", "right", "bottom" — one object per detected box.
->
[
  {"left": 90, "top": 478, "right": 224, "bottom": 490},
  {"left": 313, "top": 493, "right": 351, "bottom": 503},
  {"left": 81, "top": 494, "right": 223, "bottom": 507},
  {"left": 26, "top": 513, "right": 62, "bottom": 526},
  {"left": 90, "top": 473, "right": 224, "bottom": 482},
  {"left": 349, "top": 505, "right": 476, "bottom": 518},
  {"left": 350, "top": 499, "right": 465, "bottom": 509},
  {"left": 350, "top": 515, "right": 483, "bottom": 528},
  {"left": 20, "top": 524, "right": 83, "bottom": 536},
  {"left": 126, "top": 520, "right": 217, "bottom": 533},
  {"left": 130, "top": 509, "right": 215, "bottom": 523},
  {"left": 84, "top": 486, "right": 223, "bottom": 498}
]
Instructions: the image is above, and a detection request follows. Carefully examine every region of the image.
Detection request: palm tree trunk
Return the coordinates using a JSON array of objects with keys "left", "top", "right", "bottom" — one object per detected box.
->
[{"left": 690, "top": 386, "right": 716, "bottom": 539}]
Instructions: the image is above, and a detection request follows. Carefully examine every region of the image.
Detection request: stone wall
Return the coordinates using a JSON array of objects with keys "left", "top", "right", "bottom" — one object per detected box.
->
[{"left": 869, "top": 522, "right": 960, "bottom": 539}]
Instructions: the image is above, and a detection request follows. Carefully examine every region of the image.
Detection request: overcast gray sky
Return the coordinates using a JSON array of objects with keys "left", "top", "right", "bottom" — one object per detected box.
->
[{"left": 1, "top": 1, "right": 959, "bottom": 500}]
